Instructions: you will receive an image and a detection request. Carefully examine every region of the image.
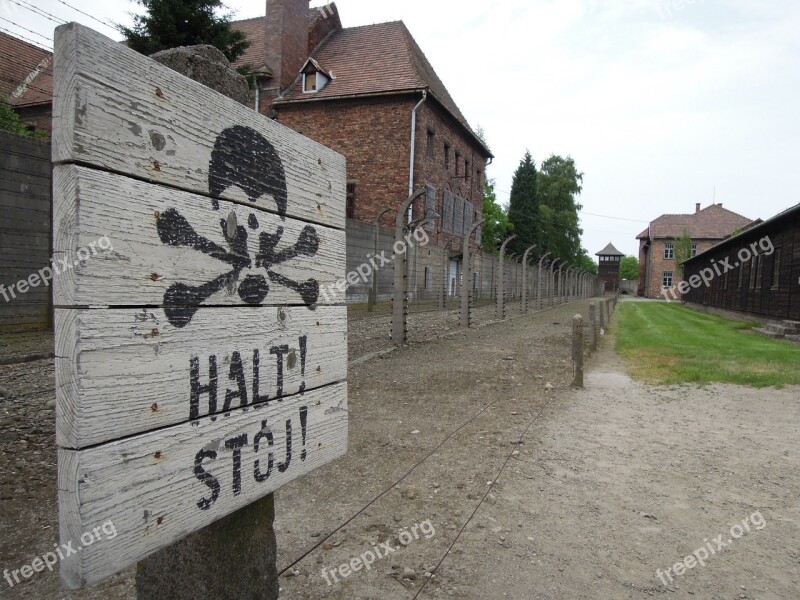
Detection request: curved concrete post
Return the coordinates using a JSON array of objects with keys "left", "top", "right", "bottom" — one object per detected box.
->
[
  {"left": 564, "top": 266, "right": 575, "bottom": 304},
  {"left": 537, "top": 253, "right": 551, "bottom": 311},
  {"left": 497, "top": 235, "right": 517, "bottom": 319},
  {"left": 549, "top": 259, "right": 561, "bottom": 308},
  {"left": 507, "top": 254, "right": 517, "bottom": 302},
  {"left": 439, "top": 235, "right": 457, "bottom": 310},
  {"left": 369, "top": 207, "right": 393, "bottom": 311},
  {"left": 392, "top": 187, "right": 427, "bottom": 346},
  {"left": 521, "top": 245, "right": 536, "bottom": 314},
  {"left": 461, "top": 219, "right": 486, "bottom": 328}
]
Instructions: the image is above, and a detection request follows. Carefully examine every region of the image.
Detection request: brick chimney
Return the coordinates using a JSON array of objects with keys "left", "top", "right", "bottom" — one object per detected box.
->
[
  {"left": 696, "top": 203, "right": 701, "bottom": 213},
  {"left": 265, "top": 0, "right": 310, "bottom": 91}
]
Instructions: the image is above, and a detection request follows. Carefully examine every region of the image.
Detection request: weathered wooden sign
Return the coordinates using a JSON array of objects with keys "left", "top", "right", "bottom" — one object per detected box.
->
[{"left": 53, "top": 23, "right": 348, "bottom": 588}]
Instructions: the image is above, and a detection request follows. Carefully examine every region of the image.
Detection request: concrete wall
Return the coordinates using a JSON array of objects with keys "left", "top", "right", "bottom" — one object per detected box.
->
[{"left": 0, "top": 130, "right": 51, "bottom": 331}]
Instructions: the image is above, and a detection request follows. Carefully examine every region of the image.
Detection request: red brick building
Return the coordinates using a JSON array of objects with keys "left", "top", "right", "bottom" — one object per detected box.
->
[
  {"left": 595, "top": 242, "right": 624, "bottom": 293},
  {"left": 637, "top": 203, "right": 754, "bottom": 299},
  {"left": 232, "top": 1, "right": 493, "bottom": 250},
  {"left": 0, "top": 31, "right": 53, "bottom": 134}
]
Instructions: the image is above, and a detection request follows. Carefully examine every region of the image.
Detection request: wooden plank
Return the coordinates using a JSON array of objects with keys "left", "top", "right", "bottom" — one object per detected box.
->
[
  {"left": 59, "top": 381, "right": 348, "bottom": 589},
  {"left": 53, "top": 165, "right": 345, "bottom": 308},
  {"left": 52, "top": 23, "right": 345, "bottom": 230},
  {"left": 55, "top": 305, "right": 347, "bottom": 448}
]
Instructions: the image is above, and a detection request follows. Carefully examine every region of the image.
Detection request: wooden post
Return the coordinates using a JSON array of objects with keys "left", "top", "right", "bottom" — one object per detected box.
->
[
  {"left": 497, "top": 235, "right": 516, "bottom": 319},
  {"left": 392, "top": 188, "right": 426, "bottom": 346},
  {"left": 572, "top": 314, "right": 584, "bottom": 388},
  {"left": 460, "top": 220, "right": 485, "bottom": 328},
  {"left": 52, "top": 24, "right": 348, "bottom": 595}
]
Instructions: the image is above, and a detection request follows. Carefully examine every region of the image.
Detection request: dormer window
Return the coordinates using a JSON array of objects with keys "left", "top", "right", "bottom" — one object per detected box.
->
[{"left": 301, "top": 58, "right": 331, "bottom": 93}]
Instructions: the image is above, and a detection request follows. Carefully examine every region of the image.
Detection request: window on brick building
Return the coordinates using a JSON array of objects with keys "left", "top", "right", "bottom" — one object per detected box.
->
[
  {"left": 664, "top": 243, "right": 674, "bottom": 259},
  {"left": 426, "top": 129, "right": 435, "bottom": 159},
  {"left": 455, "top": 151, "right": 461, "bottom": 176},
  {"left": 691, "top": 243, "right": 698, "bottom": 257},
  {"left": 301, "top": 59, "right": 329, "bottom": 93},
  {"left": 465, "top": 160, "right": 470, "bottom": 182},
  {"left": 663, "top": 272, "right": 673, "bottom": 288},
  {"left": 346, "top": 182, "right": 356, "bottom": 219},
  {"left": 476, "top": 169, "right": 482, "bottom": 189},
  {"left": 444, "top": 143, "right": 450, "bottom": 170}
]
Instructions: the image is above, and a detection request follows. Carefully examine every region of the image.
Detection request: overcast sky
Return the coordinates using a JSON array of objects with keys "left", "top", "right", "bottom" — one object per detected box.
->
[{"left": 6, "top": 0, "right": 799, "bottom": 257}]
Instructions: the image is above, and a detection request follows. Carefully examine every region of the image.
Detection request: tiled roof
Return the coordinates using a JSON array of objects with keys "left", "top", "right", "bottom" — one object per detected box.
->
[
  {"left": 636, "top": 204, "right": 754, "bottom": 240},
  {"left": 596, "top": 242, "right": 624, "bottom": 256},
  {"left": 230, "top": 16, "right": 267, "bottom": 70},
  {"left": 275, "top": 21, "right": 492, "bottom": 157},
  {"left": 0, "top": 31, "right": 53, "bottom": 107}
]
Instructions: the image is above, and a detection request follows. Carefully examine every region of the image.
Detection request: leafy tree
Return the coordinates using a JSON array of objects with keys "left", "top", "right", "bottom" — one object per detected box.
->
[
  {"left": 576, "top": 249, "right": 598, "bottom": 275},
  {"left": 506, "top": 151, "right": 539, "bottom": 256},
  {"left": 0, "top": 97, "right": 44, "bottom": 137},
  {"left": 674, "top": 228, "right": 693, "bottom": 276},
  {"left": 481, "top": 179, "right": 512, "bottom": 251},
  {"left": 620, "top": 255, "right": 639, "bottom": 280},
  {"left": 118, "top": 0, "right": 250, "bottom": 62},
  {"left": 537, "top": 155, "right": 584, "bottom": 261}
]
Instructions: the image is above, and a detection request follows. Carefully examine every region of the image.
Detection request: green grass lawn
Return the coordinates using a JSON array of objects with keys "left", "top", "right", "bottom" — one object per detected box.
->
[{"left": 615, "top": 301, "right": 800, "bottom": 387}]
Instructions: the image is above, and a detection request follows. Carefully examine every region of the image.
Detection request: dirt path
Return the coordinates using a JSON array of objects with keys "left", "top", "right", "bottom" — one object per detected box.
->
[
  {"left": 1, "top": 300, "right": 797, "bottom": 599},
  {"left": 276, "top": 303, "right": 799, "bottom": 600}
]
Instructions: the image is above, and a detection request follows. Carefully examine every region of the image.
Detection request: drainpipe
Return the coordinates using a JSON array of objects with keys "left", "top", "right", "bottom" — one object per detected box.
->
[
  {"left": 408, "top": 90, "right": 428, "bottom": 221},
  {"left": 254, "top": 85, "right": 260, "bottom": 113}
]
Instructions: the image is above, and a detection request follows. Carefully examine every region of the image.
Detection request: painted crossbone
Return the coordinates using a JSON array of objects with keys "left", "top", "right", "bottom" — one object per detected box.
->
[{"left": 156, "top": 125, "right": 321, "bottom": 329}]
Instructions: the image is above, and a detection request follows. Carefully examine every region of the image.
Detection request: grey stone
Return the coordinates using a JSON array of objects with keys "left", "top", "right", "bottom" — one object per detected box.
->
[{"left": 150, "top": 45, "right": 251, "bottom": 107}]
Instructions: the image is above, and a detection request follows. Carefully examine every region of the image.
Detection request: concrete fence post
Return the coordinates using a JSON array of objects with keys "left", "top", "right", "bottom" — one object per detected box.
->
[
  {"left": 461, "top": 219, "right": 485, "bottom": 328},
  {"left": 589, "top": 303, "right": 597, "bottom": 352},
  {"left": 392, "top": 188, "right": 426, "bottom": 346},
  {"left": 521, "top": 245, "right": 536, "bottom": 314},
  {"left": 572, "top": 314, "right": 585, "bottom": 388},
  {"left": 497, "top": 235, "right": 516, "bottom": 319},
  {"left": 599, "top": 295, "right": 606, "bottom": 334},
  {"left": 369, "top": 208, "right": 392, "bottom": 311}
]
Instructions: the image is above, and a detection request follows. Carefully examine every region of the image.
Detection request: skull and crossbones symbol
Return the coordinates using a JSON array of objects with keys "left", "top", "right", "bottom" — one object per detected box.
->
[{"left": 156, "top": 126, "right": 320, "bottom": 329}]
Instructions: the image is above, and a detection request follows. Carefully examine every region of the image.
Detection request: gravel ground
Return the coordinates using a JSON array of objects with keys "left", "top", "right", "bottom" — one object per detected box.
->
[{"left": 2, "top": 298, "right": 797, "bottom": 600}]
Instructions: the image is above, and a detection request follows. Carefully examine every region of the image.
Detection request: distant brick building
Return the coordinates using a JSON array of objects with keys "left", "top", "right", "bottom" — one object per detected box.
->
[
  {"left": 0, "top": 31, "right": 53, "bottom": 134},
  {"left": 637, "top": 203, "right": 754, "bottom": 299},
  {"left": 595, "top": 242, "right": 624, "bottom": 293},
  {"left": 231, "top": 1, "right": 493, "bottom": 253}
]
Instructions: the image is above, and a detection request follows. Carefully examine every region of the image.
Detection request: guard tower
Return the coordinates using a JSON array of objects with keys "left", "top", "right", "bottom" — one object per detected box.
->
[{"left": 596, "top": 242, "right": 624, "bottom": 293}]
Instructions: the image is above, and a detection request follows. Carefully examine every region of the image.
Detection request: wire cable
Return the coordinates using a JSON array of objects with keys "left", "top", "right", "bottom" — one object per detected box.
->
[
  {"left": 0, "top": 25, "right": 52, "bottom": 50},
  {"left": 412, "top": 397, "right": 550, "bottom": 598},
  {"left": 277, "top": 398, "right": 502, "bottom": 576},
  {"left": 52, "top": 0, "right": 118, "bottom": 32},
  {"left": 8, "top": 0, "right": 67, "bottom": 25},
  {"left": 0, "top": 16, "right": 52, "bottom": 42}
]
